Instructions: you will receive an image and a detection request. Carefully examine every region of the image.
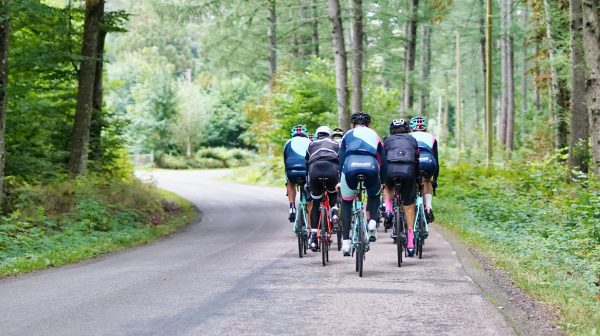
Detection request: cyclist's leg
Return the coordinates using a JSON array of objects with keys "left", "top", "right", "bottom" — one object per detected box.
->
[
  {"left": 340, "top": 171, "right": 357, "bottom": 240},
  {"left": 400, "top": 164, "right": 417, "bottom": 254},
  {"left": 365, "top": 167, "right": 381, "bottom": 223},
  {"left": 419, "top": 152, "right": 436, "bottom": 221},
  {"left": 285, "top": 169, "right": 301, "bottom": 222}
]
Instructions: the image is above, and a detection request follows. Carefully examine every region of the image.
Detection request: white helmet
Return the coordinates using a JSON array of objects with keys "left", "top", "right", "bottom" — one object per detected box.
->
[{"left": 315, "top": 126, "right": 332, "bottom": 138}]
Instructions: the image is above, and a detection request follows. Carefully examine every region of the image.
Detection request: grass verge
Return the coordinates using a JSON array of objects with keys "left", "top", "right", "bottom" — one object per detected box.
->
[
  {"left": 0, "top": 176, "right": 195, "bottom": 278},
  {"left": 437, "top": 160, "right": 599, "bottom": 335}
]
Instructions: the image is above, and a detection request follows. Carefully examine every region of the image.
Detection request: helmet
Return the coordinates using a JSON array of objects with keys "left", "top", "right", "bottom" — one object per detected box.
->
[
  {"left": 332, "top": 127, "right": 344, "bottom": 138},
  {"left": 308, "top": 134, "right": 314, "bottom": 141},
  {"left": 390, "top": 119, "right": 409, "bottom": 134},
  {"left": 290, "top": 125, "right": 308, "bottom": 137},
  {"left": 315, "top": 126, "right": 332, "bottom": 138},
  {"left": 351, "top": 112, "right": 371, "bottom": 126},
  {"left": 409, "top": 116, "right": 427, "bottom": 130}
]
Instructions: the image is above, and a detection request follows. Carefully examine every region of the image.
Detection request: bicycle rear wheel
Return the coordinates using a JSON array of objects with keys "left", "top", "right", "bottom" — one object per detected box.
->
[
  {"left": 356, "top": 220, "right": 364, "bottom": 277},
  {"left": 395, "top": 206, "right": 403, "bottom": 267},
  {"left": 416, "top": 209, "right": 425, "bottom": 259},
  {"left": 321, "top": 212, "right": 328, "bottom": 266}
]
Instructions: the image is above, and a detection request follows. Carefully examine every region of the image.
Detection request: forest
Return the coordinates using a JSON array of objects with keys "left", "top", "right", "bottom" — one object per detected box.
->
[{"left": 0, "top": 0, "right": 598, "bottom": 333}]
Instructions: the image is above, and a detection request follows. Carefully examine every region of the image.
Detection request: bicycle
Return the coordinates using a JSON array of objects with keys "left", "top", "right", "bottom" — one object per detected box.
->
[
  {"left": 413, "top": 180, "right": 430, "bottom": 259},
  {"left": 390, "top": 178, "right": 408, "bottom": 267},
  {"left": 317, "top": 178, "right": 333, "bottom": 266},
  {"left": 351, "top": 175, "right": 370, "bottom": 277},
  {"left": 293, "top": 179, "right": 309, "bottom": 258}
]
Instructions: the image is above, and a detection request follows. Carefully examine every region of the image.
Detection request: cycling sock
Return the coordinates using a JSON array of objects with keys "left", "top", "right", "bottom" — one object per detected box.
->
[
  {"left": 424, "top": 194, "right": 433, "bottom": 209},
  {"left": 385, "top": 199, "right": 392, "bottom": 213},
  {"left": 290, "top": 202, "right": 295, "bottom": 209},
  {"left": 407, "top": 229, "right": 414, "bottom": 249}
]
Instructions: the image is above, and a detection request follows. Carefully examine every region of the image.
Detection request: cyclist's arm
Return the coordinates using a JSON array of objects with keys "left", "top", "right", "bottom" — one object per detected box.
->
[
  {"left": 377, "top": 141, "right": 387, "bottom": 184},
  {"left": 433, "top": 139, "right": 439, "bottom": 181},
  {"left": 338, "top": 138, "right": 346, "bottom": 175}
]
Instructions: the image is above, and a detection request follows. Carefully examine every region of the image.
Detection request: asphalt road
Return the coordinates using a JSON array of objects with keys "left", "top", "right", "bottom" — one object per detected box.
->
[{"left": 0, "top": 170, "right": 516, "bottom": 336}]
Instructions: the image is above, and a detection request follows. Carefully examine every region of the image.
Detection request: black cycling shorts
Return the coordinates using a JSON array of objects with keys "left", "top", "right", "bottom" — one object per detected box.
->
[
  {"left": 308, "top": 160, "right": 339, "bottom": 200},
  {"left": 286, "top": 169, "right": 306, "bottom": 185},
  {"left": 384, "top": 163, "right": 417, "bottom": 205}
]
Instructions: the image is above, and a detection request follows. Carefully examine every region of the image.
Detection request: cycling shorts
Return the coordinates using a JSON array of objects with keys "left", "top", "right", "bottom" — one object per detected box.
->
[
  {"left": 340, "top": 155, "right": 381, "bottom": 201},
  {"left": 384, "top": 163, "right": 417, "bottom": 205},
  {"left": 419, "top": 151, "right": 437, "bottom": 179}
]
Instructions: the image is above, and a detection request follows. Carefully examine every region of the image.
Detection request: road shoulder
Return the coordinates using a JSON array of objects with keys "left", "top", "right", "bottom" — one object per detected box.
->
[{"left": 435, "top": 224, "right": 564, "bottom": 336}]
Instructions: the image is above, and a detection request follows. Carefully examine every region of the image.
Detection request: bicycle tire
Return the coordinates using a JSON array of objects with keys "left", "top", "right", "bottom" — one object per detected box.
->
[
  {"left": 321, "top": 210, "right": 327, "bottom": 266},
  {"left": 358, "top": 224, "right": 364, "bottom": 277},
  {"left": 337, "top": 230, "right": 342, "bottom": 251},
  {"left": 417, "top": 208, "right": 425, "bottom": 259},
  {"left": 395, "top": 205, "right": 403, "bottom": 267},
  {"left": 296, "top": 212, "right": 304, "bottom": 258}
]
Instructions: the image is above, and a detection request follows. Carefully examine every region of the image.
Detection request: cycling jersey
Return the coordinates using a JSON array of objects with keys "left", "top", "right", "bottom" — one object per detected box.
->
[
  {"left": 284, "top": 135, "right": 310, "bottom": 183},
  {"left": 339, "top": 126, "right": 386, "bottom": 200},
  {"left": 410, "top": 131, "right": 439, "bottom": 180}
]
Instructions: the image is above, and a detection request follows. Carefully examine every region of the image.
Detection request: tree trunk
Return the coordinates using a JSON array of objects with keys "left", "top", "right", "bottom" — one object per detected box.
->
[
  {"left": 268, "top": 0, "right": 277, "bottom": 91},
  {"left": 498, "top": 0, "right": 507, "bottom": 145},
  {"left": 534, "top": 42, "right": 542, "bottom": 113},
  {"left": 351, "top": 0, "right": 363, "bottom": 113},
  {"left": 505, "top": 0, "right": 515, "bottom": 153},
  {"left": 68, "top": 0, "right": 104, "bottom": 176},
  {"left": 418, "top": 25, "right": 431, "bottom": 115},
  {"left": 520, "top": 6, "right": 528, "bottom": 117},
  {"left": 380, "top": 0, "right": 392, "bottom": 88},
  {"left": 581, "top": 0, "right": 600, "bottom": 174},
  {"left": 89, "top": 23, "right": 106, "bottom": 162},
  {"left": 0, "top": 0, "right": 9, "bottom": 207},
  {"left": 312, "top": 0, "right": 319, "bottom": 57},
  {"left": 328, "top": 0, "right": 350, "bottom": 129},
  {"left": 456, "top": 31, "right": 462, "bottom": 153},
  {"left": 569, "top": 0, "right": 589, "bottom": 172},
  {"left": 544, "top": 0, "right": 570, "bottom": 149},
  {"left": 479, "top": 0, "right": 487, "bottom": 128},
  {"left": 401, "top": 0, "right": 419, "bottom": 113}
]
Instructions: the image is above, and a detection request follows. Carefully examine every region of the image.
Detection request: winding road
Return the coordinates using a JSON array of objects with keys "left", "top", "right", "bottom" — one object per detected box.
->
[{"left": 0, "top": 170, "right": 518, "bottom": 335}]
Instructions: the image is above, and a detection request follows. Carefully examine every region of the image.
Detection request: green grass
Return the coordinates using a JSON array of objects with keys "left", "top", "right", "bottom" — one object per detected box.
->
[
  {"left": 437, "top": 159, "right": 600, "bottom": 335},
  {"left": 0, "top": 177, "right": 195, "bottom": 278}
]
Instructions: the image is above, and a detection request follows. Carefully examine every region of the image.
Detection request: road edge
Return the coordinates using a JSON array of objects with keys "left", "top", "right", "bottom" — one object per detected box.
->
[{"left": 435, "top": 224, "right": 564, "bottom": 336}]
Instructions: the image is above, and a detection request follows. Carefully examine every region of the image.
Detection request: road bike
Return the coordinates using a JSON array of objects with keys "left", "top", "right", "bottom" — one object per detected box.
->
[
  {"left": 293, "top": 180, "right": 309, "bottom": 258},
  {"left": 317, "top": 178, "right": 333, "bottom": 266},
  {"left": 351, "top": 175, "right": 370, "bottom": 277},
  {"left": 391, "top": 178, "right": 408, "bottom": 267}
]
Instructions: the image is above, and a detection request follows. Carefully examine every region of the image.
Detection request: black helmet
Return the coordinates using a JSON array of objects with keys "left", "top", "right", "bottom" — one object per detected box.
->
[
  {"left": 390, "top": 119, "right": 409, "bottom": 134},
  {"left": 351, "top": 112, "right": 371, "bottom": 126}
]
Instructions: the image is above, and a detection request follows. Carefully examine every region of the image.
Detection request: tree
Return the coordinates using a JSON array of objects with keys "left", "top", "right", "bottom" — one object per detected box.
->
[
  {"left": 327, "top": 0, "right": 349, "bottom": 129},
  {"left": 0, "top": 0, "right": 9, "bottom": 205},
  {"left": 401, "top": 0, "right": 419, "bottom": 114},
  {"left": 351, "top": 0, "right": 363, "bottom": 113},
  {"left": 268, "top": 0, "right": 276, "bottom": 90},
  {"left": 418, "top": 25, "right": 431, "bottom": 115},
  {"left": 581, "top": 0, "right": 600, "bottom": 174},
  {"left": 569, "top": 0, "right": 589, "bottom": 172},
  {"left": 69, "top": 0, "right": 104, "bottom": 175}
]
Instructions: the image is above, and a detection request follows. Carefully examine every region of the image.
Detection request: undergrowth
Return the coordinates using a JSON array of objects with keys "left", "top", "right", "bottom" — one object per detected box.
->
[
  {"left": 0, "top": 174, "right": 194, "bottom": 277},
  {"left": 437, "top": 153, "right": 600, "bottom": 335}
]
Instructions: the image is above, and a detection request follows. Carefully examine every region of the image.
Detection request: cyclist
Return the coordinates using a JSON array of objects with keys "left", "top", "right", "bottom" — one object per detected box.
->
[
  {"left": 331, "top": 128, "right": 345, "bottom": 143},
  {"left": 338, "top": 112, "right": 386, "bottom": 256},
  {"left": 410, "top": 116, "right": 439, "bottom": 222},
  {"left": 305, "top": 126, "right": 340, "bottom": 252},
  {"left": 382, "top": 119, "right": 419, "bottom": 256},
  {"left": 284, "top": 125, "right": 311, "bottom": 223}
]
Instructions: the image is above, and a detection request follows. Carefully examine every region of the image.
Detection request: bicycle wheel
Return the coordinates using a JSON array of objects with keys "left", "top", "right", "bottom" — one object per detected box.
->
[
  {"left": 296, "top": 211, "right": 304, "bottom": 258},
  {"left": 416, "top": 209, "right": 425, "bottom": 259},
  {"left": 337, "top": 230, "right": 342, "bottom": 251},
  {"left": 321, "top": 211, "right": 328, "bottom": 266},
  {"left": 356, "top": 218, "right": 364, "bottom": 277},
  {"left": 395, "top": 206, "right": 403, "bottom": 267}
]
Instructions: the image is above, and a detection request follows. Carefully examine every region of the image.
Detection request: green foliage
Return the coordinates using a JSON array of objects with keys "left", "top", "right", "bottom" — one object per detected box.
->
[
  {"left": 0, "top": 175, "right": 192, "bottom": 277},
  {"left": 227, "top": 155, "right": 285, "bottom": 186},
  {"left": 437, "top": 156, "right": 600, "bottom": 333},
  {"left": 154, "top": 147, "right": 256, "bottom": 169}
]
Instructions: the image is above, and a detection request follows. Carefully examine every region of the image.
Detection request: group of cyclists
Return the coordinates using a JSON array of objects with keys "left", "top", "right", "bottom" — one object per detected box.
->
[{"left": 283, "top": 112, "right": 439, "bottom": 258}]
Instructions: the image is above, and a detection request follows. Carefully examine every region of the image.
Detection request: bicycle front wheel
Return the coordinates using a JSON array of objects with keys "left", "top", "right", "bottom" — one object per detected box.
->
[{"left": 356, "top": 221, "right": 365, "bottom": 277}]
